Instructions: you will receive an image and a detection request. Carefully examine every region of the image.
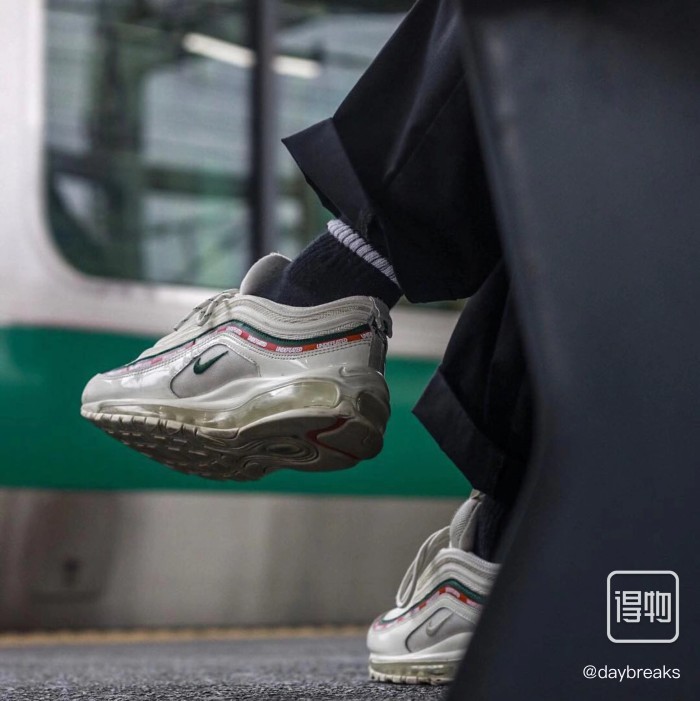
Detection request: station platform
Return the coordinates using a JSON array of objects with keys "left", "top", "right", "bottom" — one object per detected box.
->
[{"left": 0, "top": 627, "right": 447, "bottom": 700}]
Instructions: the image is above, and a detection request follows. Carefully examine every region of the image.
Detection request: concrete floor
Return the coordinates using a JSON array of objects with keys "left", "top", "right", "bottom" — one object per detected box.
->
[{"left": 0, "top": 635, "right": 449, "bottom": 700}]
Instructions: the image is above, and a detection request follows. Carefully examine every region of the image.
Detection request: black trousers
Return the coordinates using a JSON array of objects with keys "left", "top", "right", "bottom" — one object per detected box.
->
[{"left": 284, "top": 0, "right": 532, "bottom": 501}]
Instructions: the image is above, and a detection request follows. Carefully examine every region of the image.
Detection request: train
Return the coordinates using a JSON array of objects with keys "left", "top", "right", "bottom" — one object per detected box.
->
[{"left": 0, "top": 0, "right": 465, "bottom": 631}]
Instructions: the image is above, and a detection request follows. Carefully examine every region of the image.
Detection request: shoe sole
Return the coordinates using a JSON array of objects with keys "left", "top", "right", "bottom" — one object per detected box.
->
[
  {"left": 368, "top": 661, "right": 457, "bottom": 685},
  {"left": 81, "top": 392, "right": 387, "bottom": 481}
]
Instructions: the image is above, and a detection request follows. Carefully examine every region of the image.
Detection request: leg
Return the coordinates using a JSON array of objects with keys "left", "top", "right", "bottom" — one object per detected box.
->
[
  {"left": 283, "top": 0, "right": 502, "bottom": 303},
  {"left": 282, "top": 0, "right": 533, "bottom": 557},
  {"left": 415, "top": 265, "right": 533, "bottom": 561},
  {"left": 415, "top": 263, "right": 532, "bottom": 505},
  {"left": 84, "top": 0, "right": 506, "bottom": 485}
]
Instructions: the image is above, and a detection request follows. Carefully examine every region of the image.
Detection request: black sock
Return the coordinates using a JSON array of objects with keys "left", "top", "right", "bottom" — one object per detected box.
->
[
  {"left": 259, "top": 230, "right": 401, "bottom": 308},
  {"left": 473, "top": 494, "right": 512, "bottom": 563}
]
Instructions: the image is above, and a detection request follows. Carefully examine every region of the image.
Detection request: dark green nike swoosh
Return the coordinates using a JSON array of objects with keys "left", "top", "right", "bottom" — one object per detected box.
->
[{"left": 193, "top": 351, "right": 228, "bottom": 375}]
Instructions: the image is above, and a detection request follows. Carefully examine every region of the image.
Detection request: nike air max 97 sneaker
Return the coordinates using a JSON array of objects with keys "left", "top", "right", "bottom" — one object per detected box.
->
[
  {"left": 81, "top": 254, "right": 391, "bottom": 481},
  {"left": 367, "top": 492, "right": 499, "bottom": 685}
]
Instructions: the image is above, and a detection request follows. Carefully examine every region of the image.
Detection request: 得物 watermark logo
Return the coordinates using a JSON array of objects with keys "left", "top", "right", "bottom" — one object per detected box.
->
[{"left": 607, "top": 571, "right": 679, "bottom": 643}]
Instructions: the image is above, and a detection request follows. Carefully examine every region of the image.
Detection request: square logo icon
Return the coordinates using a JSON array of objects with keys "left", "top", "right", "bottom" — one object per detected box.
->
[{"left": 607, "top": 571, "right": 679, "bottom": 643}]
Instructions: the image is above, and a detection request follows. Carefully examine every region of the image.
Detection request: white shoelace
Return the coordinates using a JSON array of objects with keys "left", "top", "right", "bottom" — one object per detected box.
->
[
  {"left": 395, "top": 526, "right": 450, "bottom": 608},
  {"left": 174, "top": 290, "right": 238, "bottom": 331}
]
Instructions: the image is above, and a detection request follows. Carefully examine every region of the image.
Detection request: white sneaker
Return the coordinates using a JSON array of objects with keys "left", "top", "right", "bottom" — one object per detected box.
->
[
  {"left": 81, "top": 254, "right": 392, "bottom": 481},
  {"left": 367, "top": 491, "right": 499, "bottom": 685}
]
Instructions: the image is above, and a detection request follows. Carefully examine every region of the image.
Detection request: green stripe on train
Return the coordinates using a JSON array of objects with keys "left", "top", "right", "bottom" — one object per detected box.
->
[{"left": 0, "top": 327, "right": 468, "bottom": 497}]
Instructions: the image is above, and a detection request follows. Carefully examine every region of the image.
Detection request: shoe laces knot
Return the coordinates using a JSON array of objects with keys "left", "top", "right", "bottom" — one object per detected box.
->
[
  {"left": 174, "top": 290, "right": 238, "bottom": 331},
  {"left": 395, "top": 526, "right": 450, "bottom": 608}
]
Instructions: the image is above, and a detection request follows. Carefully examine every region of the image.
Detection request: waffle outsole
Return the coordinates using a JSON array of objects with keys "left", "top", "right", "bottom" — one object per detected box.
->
[{"left": 81, "top": 406, "right": 384, "bottom": 481}]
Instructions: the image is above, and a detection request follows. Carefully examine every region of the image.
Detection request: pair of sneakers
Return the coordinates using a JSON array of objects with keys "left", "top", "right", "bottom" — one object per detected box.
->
[{"left": 81, "top": 254, "right": 499, "bottom": 685}]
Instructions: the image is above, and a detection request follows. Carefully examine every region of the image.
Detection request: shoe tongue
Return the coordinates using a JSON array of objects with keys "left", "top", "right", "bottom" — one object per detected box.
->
[
  {"left": 449, "top": 492, "right": 483, "bottom": 551},
  {"left": 239, "top": 253, "right": 291, "bottom": 296}
]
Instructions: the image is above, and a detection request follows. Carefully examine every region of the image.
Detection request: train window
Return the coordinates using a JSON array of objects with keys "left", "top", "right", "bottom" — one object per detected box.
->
[
  {"left": 45, "top": 0, "right": 410, "bottom": 289},
  {"left": 46, "top": 0, "right": 252, "bottom": 287}
]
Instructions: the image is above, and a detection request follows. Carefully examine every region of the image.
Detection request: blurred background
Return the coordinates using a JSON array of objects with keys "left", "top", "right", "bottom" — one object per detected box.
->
[{"left": 0, "top": 0, "right": 467, "bottom": 632}]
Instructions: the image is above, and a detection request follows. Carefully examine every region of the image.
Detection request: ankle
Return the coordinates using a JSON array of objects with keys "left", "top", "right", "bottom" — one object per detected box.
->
[{"left": 259, "top": 225, "right": 401, "bottom": 308}]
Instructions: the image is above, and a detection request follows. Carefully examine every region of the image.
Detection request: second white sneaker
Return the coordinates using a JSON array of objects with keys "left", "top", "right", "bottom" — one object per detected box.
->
[
  {"left": 81, "top": 254, "right": 392, "bottom": 481},
  {"left": 367, "top": 491, "right": 500, "bottom": 685}
]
